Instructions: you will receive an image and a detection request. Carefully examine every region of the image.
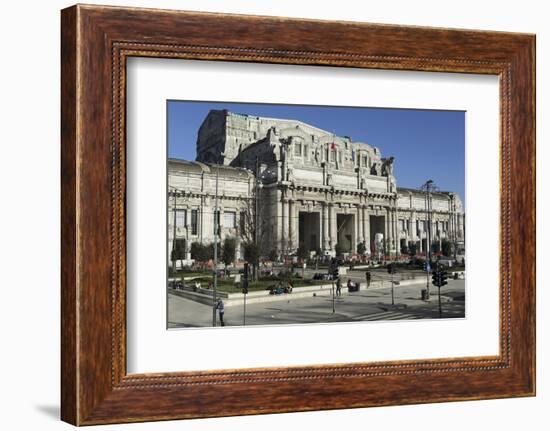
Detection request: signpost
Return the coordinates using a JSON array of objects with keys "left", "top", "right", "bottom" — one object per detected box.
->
[
  {"left": 243, "top": 262, "right": 249, "bottom": 326},
  {"left": 387, "top": 263, "right": 396, "bottom": 305},
  {"left": 330, "top": 258, "right": 339, "bottom": 314}
]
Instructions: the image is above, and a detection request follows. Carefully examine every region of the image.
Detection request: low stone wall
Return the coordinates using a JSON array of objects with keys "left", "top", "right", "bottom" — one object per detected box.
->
[
  {"left": 169, "top": 283, "right": 336, "bottom": 307},
  {"left": 169, "top": 272, "right": 465, "bottom": 307}
]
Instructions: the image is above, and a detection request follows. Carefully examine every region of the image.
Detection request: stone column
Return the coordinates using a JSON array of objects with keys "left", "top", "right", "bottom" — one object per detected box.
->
[
  {"left": 357, "top": 204, "right": 365, "bottom": 243},
  {"left": 329, "top": 203, "right": 337, "bottom": 251},
  {"left": 322, "top": 203, "right": 329, "bottom": 250},
  {"left": 451, "top": 213, "right": 458, "bottom": 240},
  {"left": 199, "top": 197, "right": 204, "bottom": 243},
  {"left": 385, "top": 207, "right": 391, "bottom": 255},
  {"left": 393, "top": 208, "right": 398, "bottom": 254},
  {"left": 363, "top": 206, "right": 370, "bottom": 255},
  {"left": 288, "top": 199, "right": 294, "bottom": 250},
  {"left": 280, "top": 196, "right": 286, "bottom": 252},
  {"left": 393, "top": 206, "right": 398, "bottom": 253},
  {"left": 411, "top": 211, "right": 417, "bottom": 244},
  {"left": 317, "top": 209, "right": 323, "bottom": 251},
  {"left": 292, "top": 201, "right": 300, "bottom": 250}
]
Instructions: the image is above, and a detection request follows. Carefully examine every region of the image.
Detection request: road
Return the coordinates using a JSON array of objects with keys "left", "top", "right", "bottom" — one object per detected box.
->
[{"left": 168, "top": 279, "right": 465, "bottom": 328}]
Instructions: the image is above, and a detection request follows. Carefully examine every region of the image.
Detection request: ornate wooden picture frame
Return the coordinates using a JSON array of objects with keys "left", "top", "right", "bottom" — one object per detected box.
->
[{"left": 61, "top": 4, "right": 535, "bottom": 425}]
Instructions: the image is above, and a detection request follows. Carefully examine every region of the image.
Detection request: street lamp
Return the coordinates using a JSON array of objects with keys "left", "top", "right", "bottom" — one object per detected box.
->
[
  {"left": 171, "top": 190, "right": 178, "bottom": 276},
  {"left": 212, "top": 154, "right": 225, "bottom": 327},
  {"left": 212, "top": 164, "right": 220, "bottom": 327},
  {"left": 420, "top": 179, "right": 438, "bottom": 298}
]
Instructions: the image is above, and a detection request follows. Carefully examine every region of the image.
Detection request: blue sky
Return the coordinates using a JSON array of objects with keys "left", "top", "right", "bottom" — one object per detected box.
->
[{"left": 168, "top": 101, "right": 465, "bottom": 202}]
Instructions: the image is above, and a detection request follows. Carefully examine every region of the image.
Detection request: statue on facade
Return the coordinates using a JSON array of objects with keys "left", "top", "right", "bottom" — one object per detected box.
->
[
  {"left": 326, "top": 172, "right": 333, "bottom": 186},
  {"left": 270, "top": 130, "right": 281, "bottom": 162},
  {"left": 360, "top": 172, "right": 368, "bottom": 190},
  {"left": 287, "top": 166, "right": 295, "bottom": 183},
  {"left": 381, "top": 156, "right": 395, "bottom": 177},
  {"left": 370, "top": 161, "right": 381, "bottom": 176}
]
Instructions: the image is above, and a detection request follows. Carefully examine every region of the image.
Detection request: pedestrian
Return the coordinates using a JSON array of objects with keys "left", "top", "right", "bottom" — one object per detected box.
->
[
  {"left": 215, "top": 298, "right": 225, "bottom": 326},
  {"left": 285, "top": 280, "right": 293, "bottom": 294},
  {"left": 336, "top": 278, "right": 342, "bottom": 297},
  {"left": 365, "top": 271, "right": 371, "bottom": 288}
]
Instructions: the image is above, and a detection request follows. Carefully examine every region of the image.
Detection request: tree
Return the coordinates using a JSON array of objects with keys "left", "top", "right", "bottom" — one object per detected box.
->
[
  {"left": 222, "top": 237, "right": 236, "bottom": 269},
  {"left": 268, "top": 249, "right": 278, "bottom": 263},
  {"left": 190, "top": 242, "right": 203, "bottom": 261},
  {"left": 441, "top": 239, "right": 452, "bottom": 257},
  {"left": 408, "top": 241, "right": 418, "bottom": 257},
  {"left": 383, "top": 238, "right": 391, "bottom": 257},
  {"left": 277, "top": 237, "right": 293, "bottom": 266},
  {"left": 357, "top": 241, "right": 366, "bottom": 255},
  {"left": 243, "top": 242, "right": 260, "bottom": 281},
  {"left": 297, "top": 245, "right": 309, "bottom": 261},
  {"left": 170, "top": 239, "right": 186, "bottom": 273},
  {"left": 237, "top": 175, "right": 269, "bottom": 279},
  {"left": 190, "top": 242, "right": 215, "bottom": 268}
]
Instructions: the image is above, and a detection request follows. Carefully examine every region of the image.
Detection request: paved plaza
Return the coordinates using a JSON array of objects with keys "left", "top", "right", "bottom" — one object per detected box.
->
[{"left": 168, "top": 279, "right": 465, "bottom": 328}]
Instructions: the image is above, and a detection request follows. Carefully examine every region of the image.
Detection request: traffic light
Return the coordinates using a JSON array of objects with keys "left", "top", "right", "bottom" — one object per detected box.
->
[
  {"left": 431, "top": 270, "right": 449, "bottom": 287},
  {"left": 328, "top": 257, "right": 339, "bottom": 279},
  {"left": 440, "top": 270, "right": 448, "bottom": 287}
]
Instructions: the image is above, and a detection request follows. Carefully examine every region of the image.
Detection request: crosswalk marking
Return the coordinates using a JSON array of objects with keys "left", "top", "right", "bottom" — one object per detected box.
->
[{"left": 354, "top": 310, "right": 423, "bottom": 321}]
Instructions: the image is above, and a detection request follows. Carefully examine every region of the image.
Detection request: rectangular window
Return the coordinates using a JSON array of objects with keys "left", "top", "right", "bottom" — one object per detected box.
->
[
  {"left": 338, "top": 151, "right": 342, "bottom": 164},
  {"left": 330, "top": 150, "right": 336, "bottom": 162},
  {"left": 294, "top": 142, "right": 302, "bottom": 156},
  {"left": 240, "top": 210, "right": 246, "bottom": 234},
  {"left": 362, "top": 156, "right": 368, "bottom": 167},
  {"left": 191, "top": 209, "right": 198, "bottom": 235},
  {"left": 304, "top": 144, "right": 309, "bottom": 159},
  {"left": 223, "top": 211, "right": 236, "bottom": 228},
  {"left": 175, "top": 209, "right": 186, "bottom": 228}
]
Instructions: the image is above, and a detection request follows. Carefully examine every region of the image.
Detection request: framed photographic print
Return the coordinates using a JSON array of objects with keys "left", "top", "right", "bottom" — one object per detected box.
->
[{"left": 61, "top": 4, "right": 536, "bottom": 425}]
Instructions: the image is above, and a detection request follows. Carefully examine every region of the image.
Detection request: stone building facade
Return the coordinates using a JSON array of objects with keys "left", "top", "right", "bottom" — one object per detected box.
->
[{"left": 169, "top": 109, "right": 465, "bottom": 261}]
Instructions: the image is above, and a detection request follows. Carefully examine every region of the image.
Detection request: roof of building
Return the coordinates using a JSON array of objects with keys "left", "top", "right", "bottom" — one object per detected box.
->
[
  {"left": 397, "top": 187, "right": 460, "bottom": 199},
  {"left": 225, "top": 110, "right": 375, "bottom": 149},
  {"left": 168, "top": 158, "right": 254, "bottom": 180}
]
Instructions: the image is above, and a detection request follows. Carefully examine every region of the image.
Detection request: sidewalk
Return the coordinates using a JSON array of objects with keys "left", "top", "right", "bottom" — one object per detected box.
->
[{"left": 168, "top": 279, "right": 466, "bottom": 328}]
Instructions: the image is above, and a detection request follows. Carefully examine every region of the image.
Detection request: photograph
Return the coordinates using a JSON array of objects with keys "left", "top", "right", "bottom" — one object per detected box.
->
[{"left": 166, "top": 101, "right": 466, "bottom": 328}]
